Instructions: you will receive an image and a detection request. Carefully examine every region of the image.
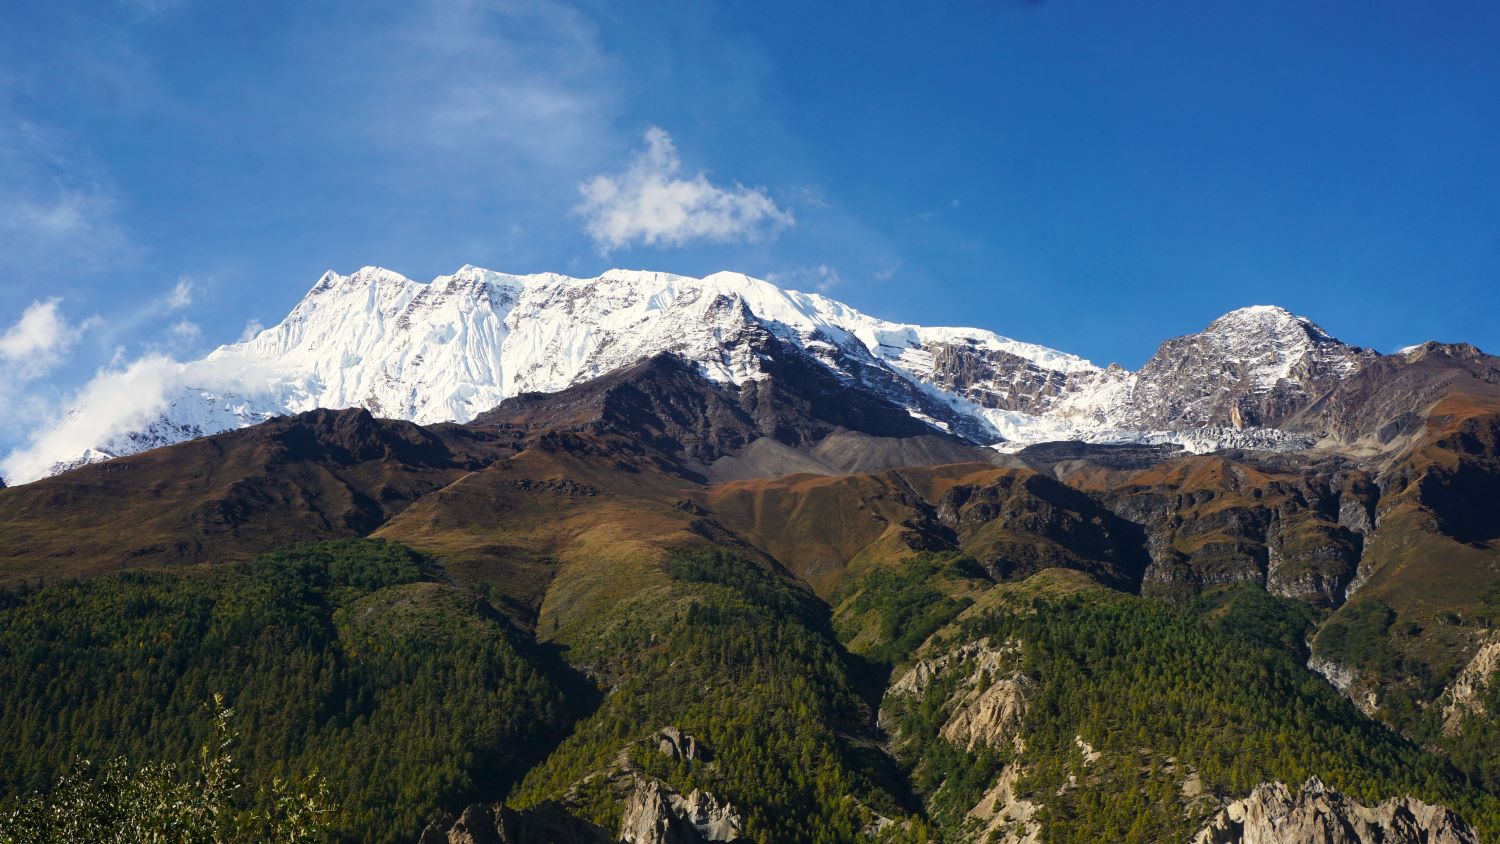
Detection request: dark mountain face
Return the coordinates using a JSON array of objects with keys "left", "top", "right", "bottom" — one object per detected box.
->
[
  {"left": 1060, "top": 453, "right": 1378, "bottom": 607},
  {"left": 0, "top": 408, "right": 514, "bottom": 581},
  {"left": 5, "top": 332, "right": 1498, "bottom": 613},
  {"left": 1287, "top": 342, "right": 1500, "bottom": 445},
  {"left": 0, "top": 350, "right": 993, "bottom": 587},
  {"left": 472, "top": 345, "right": 995, "bottom": 477},
  {"left": 480, "top": 344, "right": 940, "bottom": 447}
]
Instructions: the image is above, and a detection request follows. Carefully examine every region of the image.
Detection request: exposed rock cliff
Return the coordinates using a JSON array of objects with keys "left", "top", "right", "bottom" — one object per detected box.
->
[
  {"left": 1440, "top": 637, "right": 1500, "bottom": 736},
  {"left": 1089, "top": 455, "right": 1375, "bottom": 606},
  {"left": 618, "top": 778, "right": 742, "bottom": 844},
  {"left": 418, "top": 726, "right": 741, "bottom": 844},
  {"left": 882, "top": 638, "right": 1042, "bottom": 843},
  {"left": 1192, "top": 778, "right": 1477, "bottom": 844}
]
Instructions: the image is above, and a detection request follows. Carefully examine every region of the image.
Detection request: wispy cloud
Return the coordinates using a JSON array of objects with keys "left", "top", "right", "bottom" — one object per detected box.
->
[
  {"left": 0, "top": 298, "right": 101, "bottom": 384},
  {"left": 166, "top": 318, "right": 200, "bottom": 344},
  {"left": 1, "top": 354, "right": 182, "bottom": 482},
  {"left": 350, "top": 0, "right": 621, "bottom": 171},
  {"left": 164, "top": 276, "right": 193, "bottom": 311},
  {"left": 768, "top": 264, "right": 842, "bottom": 294},
  {"left": 578, "top": 127, "right": 793, "bottom": 252},
  {"left": 0, "top": 299, "right": 99, "bottom": 440},
  {"left": 0, "top": 273, "right": 210, "bottom": 480},
  {"left": 0, "top": 121, "right": 136, "bottom": 278},
  {"left": 0, "top": 342, "right": 286, "bottom": 484}
]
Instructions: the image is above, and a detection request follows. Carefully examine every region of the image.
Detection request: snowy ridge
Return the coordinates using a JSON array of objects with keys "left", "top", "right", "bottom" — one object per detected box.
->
[{"left": 8, "top": 268, "right": 1369, "bottom": 482}]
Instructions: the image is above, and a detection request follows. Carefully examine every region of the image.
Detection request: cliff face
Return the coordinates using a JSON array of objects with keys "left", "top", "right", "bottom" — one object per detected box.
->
[
  {"left": 617, "top": 779, "right": 742, "bottom": 844},
  {"left": 1051, "top": 453, "right": 1378, "bottom": 607},
  {"left": 418, "top": 727, "right": 743, "bottom": 844},
  {"left": 1441, "top": 637, "right": 1500, "bottom": 736},
  {"left": 418, "top": 782, "right": 741, "bottom": 844},
  {"left": 1192, "top": 779, "right": 1478, "bottom": 844}
]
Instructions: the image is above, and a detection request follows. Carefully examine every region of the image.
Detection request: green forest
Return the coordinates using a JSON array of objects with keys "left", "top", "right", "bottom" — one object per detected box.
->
[
  {"left": 2, "top": 543, "right": 1498, "bottom": 842},
  {"left": 0, "top": 541, "right": 582, "bottom": 843},
  {"left": 879, "top": 576, "right": 1500, "bottom": 842}
]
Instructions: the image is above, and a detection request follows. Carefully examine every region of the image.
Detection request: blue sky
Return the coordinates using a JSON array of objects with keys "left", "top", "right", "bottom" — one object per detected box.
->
[{"left": 2, "top": 0, "right": 1499, "bottom": 456}]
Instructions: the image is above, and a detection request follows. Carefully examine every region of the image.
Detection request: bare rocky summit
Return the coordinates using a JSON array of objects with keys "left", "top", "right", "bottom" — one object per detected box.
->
[{"left": 1121, "top": 306, "right": 1376, "bottom": 431}]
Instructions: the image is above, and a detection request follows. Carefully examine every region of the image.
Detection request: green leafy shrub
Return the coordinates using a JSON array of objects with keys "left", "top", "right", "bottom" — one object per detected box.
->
[{"left": 1, "top": 695, "right": 331, "bottom": 844}]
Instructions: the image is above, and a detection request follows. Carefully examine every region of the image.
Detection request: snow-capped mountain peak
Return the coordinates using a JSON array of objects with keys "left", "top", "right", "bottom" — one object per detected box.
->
[
  {"left": 6, "top": 269, "right": 1374, "bottom": 483},
  {"left": 1201, "top": 305, "right": 1342, "bottom": 355}
]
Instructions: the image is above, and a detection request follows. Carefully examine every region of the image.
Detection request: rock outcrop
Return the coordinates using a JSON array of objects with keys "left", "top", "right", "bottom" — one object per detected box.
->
[
  {"left": 417, "top": 801, "right": 611, "bottom": 844},
  {"left": 1192, "top": 778, "right": 1478, "bottom": 844},
  {"left": 1095, "top": 455, "right": 1376, "bottom": 606},
  {"left": 618, "top": 778, "right": 742, "bottom": 844},
  {"left": 966, "top": 762, "right": 1041, "bottom": 844},
  {"left": 420, "top": 726, "right": 740, "bottom": 844},
  {"left": 939, "top": 674, "right": 1031, "bottom": 753},
  {"left": 1440, "top": 637, "right": 1500, "bottom": 735},
  {"left": 417, "top": 780, "right": 741, "bottom": 844},
  {"left": 884, "top": 638, "right": 1042, "bottom": 843},
  {"left": 884, "top": 638, "right": 1033, "bottom": 754},
  {"left": 650, "top": 726, "right": 708, "bottom": 763}
]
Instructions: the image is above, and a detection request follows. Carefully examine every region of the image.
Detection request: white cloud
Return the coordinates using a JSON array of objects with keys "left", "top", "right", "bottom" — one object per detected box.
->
[
  {"left": 0, "top": 355, "right": 182, "bottom": 482},
  {"left": 577, "top": 127, "right": 793, "bottom": 252},
  {"left": 81, "top": 276, "right": 204, "bottom": 354},
  {"left": 0, "top": 345, "right": 281, "bottom": 483},
  {"left": 239, "top": 319, "right": 265, "bottom": 342},
  {"left": 0, "top": 281, "right": 216, "bottom": 481},
  {"left": 165, "top": 276, "right": 193, "bottom": 310},
  {"left": 0, "top": 299, "right": 74, "bottom": 362},
  {"left": 0, "top": 300, "right": 99, "bottom": 449},
  {"left": 134, "top": 316, "right": 203, "bottom": 358}
]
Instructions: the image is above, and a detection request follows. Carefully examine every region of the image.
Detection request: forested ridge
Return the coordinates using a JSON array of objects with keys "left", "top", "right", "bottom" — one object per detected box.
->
[
  {"left": 2, "top": 542, "right": 1498, "bottom": 842},
  {"left": 0, "top": 541, "right": 581, "bottom": 843},
  {"left": 879, "top": 576, "right": 1500, "bottom": 841},
  {"left": 511, "top": 550, "right": 926, "bottom": 842}
]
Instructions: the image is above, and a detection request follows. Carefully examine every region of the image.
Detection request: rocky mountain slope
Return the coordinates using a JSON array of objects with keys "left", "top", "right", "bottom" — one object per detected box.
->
[{"left": 15, "top": 265, "right": 1391, "bottom": 482}]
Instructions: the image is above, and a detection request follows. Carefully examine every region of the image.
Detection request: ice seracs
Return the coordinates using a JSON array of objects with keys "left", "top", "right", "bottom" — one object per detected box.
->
[{"left": 11, "top": 267, "right": 1376, "bottom": 482}]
